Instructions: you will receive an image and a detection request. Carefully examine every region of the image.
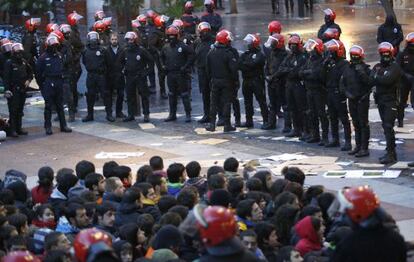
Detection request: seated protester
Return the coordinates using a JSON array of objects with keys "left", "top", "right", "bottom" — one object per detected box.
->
[
  {"left": 113, "top": 240, "right": 133, "bottom": 262},
  {"left": 152, "top": 249, "right": 179, "bottom": 261},
  {"left": 135, "top": 165, "right": 153, "bottom": 185},
  {"left": 205, "top": 174, "right": 226, "bottom": 204},
  {"left": 253, "top": 170, "right": 273, "bottom": 194},
  {"left": 294, "top": 216, "right": 325, "bottom": 257},
  {"left": 7, "top": 213, "right": 29, "bottom": 238},
  {"left": 32, "top": 204, "right": 56, "bottom": 230},
  {"left": 49, "top": 168, "right": 78, "bottom": 218},
  {"left": 209, "top": 189, "right": 232, "bottom": 209},
  {"left": 115, "top": 187, "right": 144, "bottom": 227},
  {"left": 119, "top": 223, "right": 148, "bottom": 259},
  {"left": 43, "top": 249, "right": 72, "bottom": 262},
  {"left": 55, "top": 203, "right": 90, "bottom": 243},
  {"left": 95, "top": 202, "right": 117, "bottom": 239},
  {"left": 75, "top": 160, "right": 96, "bottom": 186},
  {"left": 298, "top": 205, "right": 323, "bottom": 221},
  {"left": 113, "top": 165, "right": 133, "bottom": 188},
  {"left": 184, "top": 161, "right": 207, "bottom": 197},
  {"left": 168, "top": 205, "right": 189, "bottom": 221},
  {"left": 236, "top": 199, "right": 264, "bottom": 231},
  {"left": 254, "top": 222, "right": 281, "bottom": 261},
  {"left": 246, "top": 177, "right": 263, "bottom": 192},
  {"left": 157, "top": 195, "right": 178, "bottom": 215},
  {"left": 134, "top": 182, "right": 161, "bottom": 221},
  {"left": 44, "top": 232, "right": 71, "bottom": 253},
  {"left": 152, "top": 212, "right": 183, "bottom": 233},
  {"left": 303, "top": 185, "right": 324, "bottom": 206},
  {"left": 245, "top": 191, "right": 271, "bottom": 211},
  {"left": 84, "top": 173, "right": 105, "bottom": 204},
  {"left": 29, "top": 228, "right": 54, "bottom": 255},
  {"left": 103, "top": 161, "right": 119, "bottom": 178},
  {"left": 276, "top": 246, "right": 303, "bottom": 262},
  {"left": 102, "top": 177, "right": 125, "bottom": 209},
  {"left": 146, "top": 225, "right": 184, "bottom": 259},
  {"left": 146, "top": 174, "right": 168, "bottom": 201},
  {"left": 240, "top": 230, "right": 267, "bottom": 261},
  {"left": 223, "top": 157, "right": 242, "bottom": 179},
  {"left": 31, "top": 166, "right": 54, "bottom": 205},
  {"left": 137, "top": 214, "right": 155, "bottom": 240},
  {"left": 84, "top": 202, "right": 98, "bottom": 227},
  {"left": 284, "top": 182, "right": 304, "bottom": 206},
  {"left": 207, "top": 165, "right": 225, "bottom": 179},
  {"left": 150, "top": 155, "right": 167, "bottom": 177},
  {"left": 270, "top": 204, "right": 300, "bottom": 246},
  {"left": 317, "top": 192, "right": 336, "bottom": 232},
  {"left": 166, "top": 163, "right": 186, "bottom": 197},
  {"left": 177, "top": 187, "right": 199, "bottom": 210},
  {"left": 2, "top": 169, "right": 27, "bottom": 189},
  {"left": 6, "top": 181, "right": 32, "bottom": 219},
  {"left": 6, "top": 235, "right": 27, "bottom": 252},
  {"left": 282, "top": 166, "right": 305, "bottom": 186},
  {"left": 228, "top": 177, "right": 244, "bottom": 208},
  {"left": 273, "top": 191, "right": 300, "bottom": 214}
]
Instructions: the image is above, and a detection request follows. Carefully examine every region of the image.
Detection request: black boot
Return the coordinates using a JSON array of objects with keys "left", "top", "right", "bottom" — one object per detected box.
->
[
  {"left": 408, "top": 161, "right": 414, "bottom": 167},
  {"left": 217, "top": 118, "right": 225, "bottom": 126},
  {"left": 355, "top": 149, "right": 369, "bottom": 157},
  {"left": 241, "top": 118, "right": 254, "bottom": 128},
  {"left": 282, "top": 110, "right": 291, "bottom": 133},
  {"left": 224, "top": 125, "right": 236, "bottom": 132},
  {"left": 198, "top": 115, "right": 210, "bottom": 124},
  {"left": 16, "top": 117, "right": 28, "bottom": 135},
  {"left": 106, "top": 114, "right": 115, "bottom": 122},
  {"left": 164, "top": 114, "right": 177, "bottom": 122},
  {"left": 45, "top": 127, "right": 53, "bottom": 135},
  {"left": 82, "top": 114, "right": 94, "bottom": 122},
  {"left": 235, "top": 118, "right": 241, "bottom": 128},
  {"left": 143, "top": 114, "right": 150, "bottom": 123},
  {"left": 82, "top": 94, "right": 94, "bottom": 122},
  {"left": 325, "top": 139, "right": 340, "bottom": 148},
  {"left": 341, "top": 140, "right": 352, "bottom": 151},
  {"left": 348, "top": 147, "right": 360, "bottom": 155},
  {"left": 379, "top": 150, "right": 397, "bottom": 164},
  {"left": 123, "top": 115, "right": 135, "bottom": 122},
  {"left": 61, "top": 126, "right": 72, "bottom": 133},
  {"left": 116, "top": 112, "right": 126, "bottom": 118},
  {"left": 318, "top": 137, "right": 329, "bottom": 146},
  {"left": 205, "top": 123, "right": 216, "bottom": 132},
  {"left": 68, "top": 112, "right": 75, "bottom": 122},
  {"left": 262, "top": 111, "right": 277, "bottom": 130},
  {"left": 165, "top": 95, "right": 177, "bottom": 122},
  {"left": 285, "top": 129, "right": 300, "bottom": 138},
  {"left": 307, "top": 136, "right": 320, "bottom": 143},
  {"left": 185, "top": 113, "right": 192, "bottom": 123}
]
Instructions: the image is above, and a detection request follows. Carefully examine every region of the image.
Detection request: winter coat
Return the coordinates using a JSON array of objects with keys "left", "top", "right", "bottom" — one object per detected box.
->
[
  {"left": 31, "top": 186, "right": 52, "bottom": 205},
  {"left": 294, "top": 216, "right": 322, "bottom": 257},
  {"left": 114, "top": 202, "right": 143, "bottom": 227},
  {"left": 102, "top": 192, "right": 122, "bottom": 210}
]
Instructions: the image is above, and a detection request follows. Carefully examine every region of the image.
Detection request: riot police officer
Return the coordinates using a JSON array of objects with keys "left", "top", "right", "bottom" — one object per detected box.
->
[
  {"left": 239, "top": 34, "right": 268, "bottom": 128},
  {"left": 341, "top": 45, "right": 371, "bottom": 157},
  {"left": 205, "top": 30, "right": 238, "bottom": 132},
  {"left": 161, "top": 26, "right": 195, "bottom": 122},
  {"left": 0, "top": 39, "right": 13, "bottom": 78},
  {"left": 82, "top": 31, "right": 112, "bottom": 122},
  {"left": 120, "top": 31, "right": 154, "bottom": 123},
  {"left": 22, "top": 18, "right": 41, "bottom": 68},
  {"left": 323, "top": 39, "right": 351, "bottom": 151},
  {"left": 195, "top": 22, "right": 214, "bottom": 124},
  {"left": 370, "top": 42, "right": 402, "bottom": 164},
  {"left": 181, "top": 1, "right": 200, "bottom": 36},
  {"left": 396, "top": 32, "right": 414, "bottom": 127},
  {"left": 35, "top": 36, "right": 72, "bottom": 135},
  {"left": 3, "top": 43, "right": 33, "bottom": 137},
  {"left": 201, "top": 0, "right": 222, "bottom": 35},
  {"left": 317, "top": 9, "right": 342, "bottom": 43},
  {"left": 377, "top": 15, "right": 403, "bottom": 53},
  {"left": 300, "top": 38, "right": 329, "bottom": 145}
]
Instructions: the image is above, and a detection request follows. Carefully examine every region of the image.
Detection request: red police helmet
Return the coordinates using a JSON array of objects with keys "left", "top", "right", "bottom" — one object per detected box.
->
[
  {"left": 103, "top": 17, "right": 112, "bottom": 28},
  {"left": 131, "top": 19, "right": 141, "bottom": 29},
  {"left": 166, "top": 26, "right": 180, "bottom": 36},
  {"left": 349, "top": 44, "right": 365, "bottom": 58},
  {"left": 74, "top": 228, "right": 112, "bottom": 262},
  {"left": 93, "top": 20, "right": 106, "bottom": 33},
  {"left": 46, "top": 23, "right": 59, "bottom": 34},
  {"left": 50, "top": 30, "right": 64, "bottom": 43},
  {"left": 406, "top": 32, "right": 414, "bottom": 44},
  {"left": 338, "top": 185, "right": 380, "bottom": 224},
  {"left": 172, "top": 19, "right": 184, "bottom": 29},
  {"left": 146, "top": 10, "right": 158, "bottom": 20},
  {"left": 244, "top": 33, "right": 261, "bottom": 48},
  {"left": 325, "top": 39, "right": 345, "bottom": 57},
  {"left": 2, "top": 251, "right": 40, "bottom": 262},
  {"left": 185, "top": 1, "right": 194, "bottom": 10},
  {"left": 323, "top": 8, "right": 336, "bottom": 21},
  {"left": 59, "top": 24, "right": 72, "bottom": 34},
  {"left": 323, "top": 27, "right": 340, "bottom": 40},
  {"left": 378, "top": 41, "right": 394, "bottom": 56},
  {"left": 197, "top": 22, "right": 211, "bottom": 33},
  {"left": 125, "top": 31, "right": 138, "bottom": 41},
  {"left": 268, "top": 20, "right": 282, "bottom": 34},
  {"left": 288, "top": 34, "right": 303, "bottom": 48},
  {"left": 11, "top": 43, "right": 24, "bottom": 53},
  {"left": 154, "top": 15, "right": 169, "bottom": 28},
  {"left": 304, "top": 38, "right": 324, "bottom": 54},
  {"left": 67, "top": 11, "right": 83, "bottom": 26},
  {"left": 95, "top": 10, "right": 105, "bottom": 20},
  {"left": 1, "top": 39, "right": 12, "bottom": 53},
  {"left": 204, "top": 0, "right": 215, "bottom": 7},
  {"left": 46, "top": 36, "right": 60, "bottom": 47},
  {"left": 216, "top": 29, "right": 233, "bottom": 45},
  {"left": 195, "top": 205, "right": 237, "bottom": 247},
  {"left": 137, "top": 14, "right": 147, "bottom": 24},
  {"left": 25, "top": 18, "right": 41, "bottom": 32}
]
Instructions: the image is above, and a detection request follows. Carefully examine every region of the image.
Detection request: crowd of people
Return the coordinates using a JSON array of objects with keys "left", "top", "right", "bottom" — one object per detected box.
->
[{"left": 0, "top": 155, "right": 410, "bottom": 262}]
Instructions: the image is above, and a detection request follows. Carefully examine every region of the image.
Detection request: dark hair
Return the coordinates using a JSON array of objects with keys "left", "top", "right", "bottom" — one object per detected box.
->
[
  {"left": 7, "top": 213, "right": 28, "bottom": 234},
  {"left": 209, "top": 189, "right": 231, "bottom": 207},
  {"left": 207, "top": 174, "right": 225, "bottom": 190},
  {"left": 223, "top": 157, "right": 239, "bottom": 172},
  {"left": 240, "top": 229, "right": 257, "bottom": 239},
  {"left": 0, "top": 189, "right": 15, "bottom": 205},
  {"left": 270, "top": 179, "right": 289, "bottom": 199},
  {"left": 122, "top": 187, "right": 142, "bottom": 204},
  {"left": 317, "top": 192, "right": 336, "bottom": 223},
  {"left": 44, "top": 232, "right": 64, "bottom": 252},
  {"left": 207, "top": 166, "right": 225, "bottom": 179},
  {"left": 134, "top": 182, "right": 153, "bottom": 197},
  {"left": 158, "top": 212, "right": 182, "bottom": 228},
  {"left": 6, "top": 181, "right": 28, "bottom": 203},
  {"left": 310, "top": 216, "right": 322, "bottom": 232},
  {"left": 137, "top": 214, "right": 155, "bottom": 237},
  {"left": 146, "top": 174, "right": 163, "bottom": 188},
  {"left": 157, "top": 195, "right": 178, "bottom": 214},
  {"left": 276, "top": 246, "right": 296, "bottom": 262},
  {"left": 254, "top": 222, "right": 276, "bottom": 249},
  {"left": 38, "top": 166, "right": 54, "bottom": 192},
  {"left": 136, "top": 165, "right": 153, "bottom": 184},
  {"left": 34, "top": 204, "right": 54, "bottom": 220},
  {"left": 246, "top": 177, "right": 263, "bottom": 192},
  {"left": 228, "top": 177, "right": 244, "bottom": 197},
  {"left": 113, "top": 241, "right": 133, "bottom": 260},
  {"left": 185, "top": 161, "right": 201, "bottom": 178},
  {"left": 299, "top": 205, "right": 322, "bottom": 220},
  {"left": 0, "top": 225, "right": 17, "bottom": 250},
  {"left": 284, "top": 182, "right": 303, "bottom": 202},
  {"left": 64, "top": 203, "right": 85, "bottom": 220},
  {"left": 177, "top": 187, "right": 198, "bottom": 209},
  {"left": 84, "top": 173, "right": 104, "bottom": 191},
  {"left": 96, "top": 202, "right": 115, "bottom": 217},
  {"left": 271, "top": 204, "right": 300, "bottom": 246},
  {"left": 56, "top": 168, "right": 78, "bottom": 196},
  {"left": 44, "top": 249, "right": 71, "bottom": 262},
  {"left": 75, "top": 160, "right": 96, "bottom": 180},
  {"left": 149, "top": 156, "right": 164, "bottom": 171},
  {"left": 236, "top": 199, "right": 256, "bottom": 219},
  {"left": 103, "top": 161, "right": 119, "bottom": 178},
  {"left": 303, "top": 185, "right": 324, "bottom": 206},
  {"left": 246, "top": 191, "right": 270, "bottom": 206},
  {"left": 168, "top": 205, "right": 189, "bottom": 221},
  {"left": 80, "top": 190, "right": 97, "bottom": 202},
  {"left": 273, "top": 191, "right": 298, "bottom": 213},
  {"left": 7, "top": 235, "right": 27, "bottom": 251},
  {"left": 253, "top": 170, "right": 272, "bottom": 192},
  {"left": 167, "top": 163, "right": 185, "bottom": 183},
  {"left": 119, "top": 223, "right": 139, "bottom": 247},
  {"left": 113, "top": 166, "right": 132, "bottom": 181},
  {"left": 282, "top": 166, "right": 305, "bottom": 186}
]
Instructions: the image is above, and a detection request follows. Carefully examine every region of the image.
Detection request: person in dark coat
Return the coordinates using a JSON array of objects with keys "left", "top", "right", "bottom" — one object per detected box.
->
[
  {"left": 115, "top": 187, "right": 144, "bottom": 227},
  {"left": 377, "top": 15, "right": 404, "bottom": 53},
  {"left": 102, "top": 177, "right": 125, "bottom": 210},
  {"left": 317, "top": 9, "right": 342, "bottom": 43},
  {"left": 22, "top": 18, "right": 41, "bottom": 68},
  {"left": 200, "top": 0, "right": 223, "bottom": 35}
]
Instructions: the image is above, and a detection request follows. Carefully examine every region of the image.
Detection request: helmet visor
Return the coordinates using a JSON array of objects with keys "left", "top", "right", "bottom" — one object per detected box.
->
[
  {"left": 264, "top": 35, "right": 278, "bottom": 48},
  {"left": 87, "top": 31, "right": 99, "bottom": 40},
  {"left": 304, "top": 39, "right": 318, "bottom": 52},
  {"left": 243, "top": 34, "right": 256, "bottom": 45},
  {"left": 46, "top": 36, "right": 59, "bottom": 46},
  {"left": 1, "top": 42, "right": 12, "bottom": 53}
]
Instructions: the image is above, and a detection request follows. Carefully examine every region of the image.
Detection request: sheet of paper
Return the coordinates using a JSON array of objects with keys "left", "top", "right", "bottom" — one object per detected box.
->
[
  {"left": 197, "top": 138, "right": 228, "bottom": 145},
  {"left": 95, "top": 151, "right": 145, "bottom": 159},
  {"left": 139, "top": 123, "right": 155, "bottom": 130}
]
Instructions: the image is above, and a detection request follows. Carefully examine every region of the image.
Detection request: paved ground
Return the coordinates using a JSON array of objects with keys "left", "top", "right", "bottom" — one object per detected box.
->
[{"left": 1, "top": 0, "right": 414, "bottom": 240}]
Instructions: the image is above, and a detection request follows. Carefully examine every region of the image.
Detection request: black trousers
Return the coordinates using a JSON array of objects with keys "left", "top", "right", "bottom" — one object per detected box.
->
[
  {"left": 285, "top": 0, "right": 294, "bottom": 12},
  {"left": 41, "top": 79, "right": 67, "bottom": 129},
  {"left": 63, "top": 76, "right": 75, "bottom": 115},
  {"left": 71, "top": 64, "right": 82, "bottom": 109},
  {"left": 107, "top": 73, "right": 125, "bottom": 116},
  {"left": 307, "top": 89, "right": 329, "bottom": 139},
  {"left": 148, "top": 51, "right": 166, "bottom": 94},
  {"left": 242, "top": 77, "right": 268, "bottom": 122},
  {"left": 327, "top": 91, "right": 351, "bottom": 142},
  {"left": 7, "top": 88, "right": 26, "bottom": 133},
  {"left": 197, "top": 67, "right": 210, "bottom": 117},
  {"left": 378, "top": 96, "right": 397, "bottom": 151},
  {"left": 397, "top": 78, "right": 413, "bottom": 124},
  {"left": 167, "top": 72, "right": 191, "bottom": 115},
  {"left": 286, "top": 83, "right": 307, "bottom": 133},
  {"left": 86, "top": 72, "right": 111, "bottom": 116},
  {"left": 348, "top": 96, "right": 370, "bottom": 150},
  {"left": 125, "top": 74, "right": 149, "bottom": 116},
  {"left": 210, "top": 79, "right": 234, "bottom": 126},
  {"left": 271, "top": 0, "right": 280, "bottom": 12}
]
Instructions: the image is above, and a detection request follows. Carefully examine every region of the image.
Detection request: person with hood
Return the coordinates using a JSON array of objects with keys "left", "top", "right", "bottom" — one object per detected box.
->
[
  {"left": 115, "top": 187, "right": 144, "bottom": 227},
  {"left": 317, "top": 9, "right": 342, "bottom": 43},
  {"left": 56, "top": 203, "right": 89, "bottom": 243},
  {"left": 48, "top": 168, "right": 78, "bottom": 218},
  {"left": 6, "top": 180, "right": 32, "bottom": 218},
  {"left": 377, "top": 15, "right": 403, "bottom": 53},
  {"left": 146, "top": 225, "right": 184, "bottom": 259},
  {"left": 201, "top": 0, "right": 222, "bottom": 35},
  {"left": 102, "top": 177, "right": 125, "bottom": 209},
  {"left": 294, "top": 216, "right": 325, "bottom": 257},
  {"left": 331, "top": 186, "right": 406, "bottom": 262}
]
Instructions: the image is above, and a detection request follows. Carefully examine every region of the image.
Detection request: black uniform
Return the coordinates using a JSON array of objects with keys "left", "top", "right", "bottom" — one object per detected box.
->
[
  {"left": 370, "top": 59, "right": 401, "bottom": 162},
  {"left": 82, "top": 43, "right": 111, "bottom": 120},
  {"left": 200, "top": 12, "right": 222, "bottom": 35},
  {"left": 264, "top": 46, "right": 289, "bottom": 130},
  {"left": 239, "top": 46, "right": 268, "bottom": 127},
  {"left": 119, "top": 43, "right": 154, "bottom": 120},
  {"left": 195, "top": 34, "right": 215, "bottom": 121},
  {"left": 341, "top": 61, "right": 371, "bottom": 155},
  {"left": 227, "top": 46, "right": 241, "bottom": 127},
  {"left": 396, "top": 46, "right": 414, "bottom": 127},
  {"left": 206, "top": 43, "right": 239, "bottom": 131},
  {"left": 107, "top": 44, "right": 125, "bottom": 118},
  {"left": 181, "top": 13, "right": 200, "bottom": 36},
  {"left": 146, "top": 24, "right": 166, "bottom": 95},
  {"left": 35, "top": 49, "right": 71, "bottom": 134},
  {"left": 161, "top": 40, "right": 194, "bottom": 120},
  {"left": 3, "top": 55, "right": 33, "bottom": 136},
  {"left": 299, "top": 51, "right": 329, "bottom": 144},
  {"left": 323, "top": 56, "right": 351, "bottom": 149},
  {"left": 317, "top": 22, "right": 342, "bottom": 43},
  {"left": 377, "top": 15, "right": 404, "bottom": 53},
  {"left": 22, "top": 31, "right": 38, "bottom": 68},
  {"left": 69, "top": 25, "right": 85, "bottom": 110},
  {"left": 0, "top": 51, "right": 11, "bottom": 79},
  {"left": 277, "top": 50, "right": 307, "bottom": 137},
  {"left": 60, "top": 39, "right": 76, "bottom": 120}
]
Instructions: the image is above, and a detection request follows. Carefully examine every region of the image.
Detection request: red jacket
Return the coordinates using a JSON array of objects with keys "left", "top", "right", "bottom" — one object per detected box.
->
[
  {"left": 31, "top": 186, "right": 52, "bottom": 204},
  {"left": 294, "top": 216, "right": 322, "bottom": 256}
]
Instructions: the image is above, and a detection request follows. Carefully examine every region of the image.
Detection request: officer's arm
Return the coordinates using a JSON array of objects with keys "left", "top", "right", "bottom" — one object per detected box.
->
[
  {"left": 206, "top": 51, "right": 212, "bottom": 80},
  {"left": 3, "top": 61, "right": 12, "bottom": 91},
  {"left": 394, "top": 25, "right": 404, "bottom": 46},
  {"left": 35, "top": 57, "right": 45, "bottom": 85},
  {"left": 377, "top": 26, "right": 384, "bottom": 44},
  {"left": 143, "top": 48, "right": 155, "bottom": 69},
  {"left": 216, "top": 15, "right": 223, "bottom": 31},
  {"left": 317, "top": 26, "right": 324, "bottom": 41},
  {"left": 375, "top": 64, "right": 401, "bottom": 85},
  {"left": 183, "top": 45, "right": 195, "bottom": 69},
  {"left": 356, "top": 64, "right": 371, "bottom": 84},
  {"left": 275, "top": 56, "right": 290, "bottom": 77},
  {"left": 26, "top": 62, "right": 34, "bottom": 82},
  {"left": 228, "top": 52, "right": 239, "bottom": 81},
  {"left": 81, "top": 50, "right": 86, "bottom": 67}
]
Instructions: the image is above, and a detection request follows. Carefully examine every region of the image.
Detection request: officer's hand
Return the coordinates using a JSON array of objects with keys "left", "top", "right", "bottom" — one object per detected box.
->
[
  {"left": 4, "top": 91, "right": 13, "bottom": 99},
  {"left": 25, "top": 80, "right": 30, "bottom": 87}
]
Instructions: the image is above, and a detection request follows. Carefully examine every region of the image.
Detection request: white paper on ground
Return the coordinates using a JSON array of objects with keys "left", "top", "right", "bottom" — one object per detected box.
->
[
  {"left": 162, "top": 136, "right": 184, "bottom": 140},
  {"left": 336, "top": 161, "right": 354, "bottom": 167},
  {"left": 139, "top": 123, "right": 156, "bottom": 130},
  {"left": 271, "top": 136, "right": 286, "bottom": 141},
  {"left": 266, "top": 153, "right": 308, "bottom": 162},
  {"left": 383, "top": 170, "right": 401, "bottom": 178},
  {"left": 345, "top": 170, "right": 365, "bottom": 178},
  {"left": 196, "top": 138, "right": 228, "bottom": 145},
  {"left": 95, "top": 151, "right": 145, "bottom": 159},
  {"left": 150, "top": 143, "right": 163, "bottom": 146}
]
